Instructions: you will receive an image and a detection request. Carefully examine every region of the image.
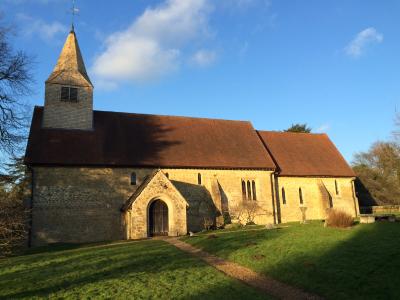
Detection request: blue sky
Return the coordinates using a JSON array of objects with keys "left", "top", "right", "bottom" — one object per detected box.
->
[{"left": 2, "top": 0, "right": 399, "bottom": 162}]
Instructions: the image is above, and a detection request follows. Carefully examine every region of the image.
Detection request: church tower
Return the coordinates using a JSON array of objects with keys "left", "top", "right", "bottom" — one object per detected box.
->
[{"left": 43, "top": 27, "right": 93, "bottom": 130}]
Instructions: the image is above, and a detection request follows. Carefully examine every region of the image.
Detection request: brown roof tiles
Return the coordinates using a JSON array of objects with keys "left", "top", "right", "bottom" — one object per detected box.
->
[
  {"left": 25, "top": 107, "right": 275, "bottom": 169},
  {"left": 257, "top": 131, "right": 355, "bottom": 177}
]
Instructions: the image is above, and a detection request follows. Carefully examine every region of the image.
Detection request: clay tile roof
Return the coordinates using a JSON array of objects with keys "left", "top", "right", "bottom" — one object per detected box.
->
[
  {"left": 25, "top": 107, "right": 276, "bottom": 169},
  {"left": 257, "top": 131, "right": 355, "bottom": 177}
]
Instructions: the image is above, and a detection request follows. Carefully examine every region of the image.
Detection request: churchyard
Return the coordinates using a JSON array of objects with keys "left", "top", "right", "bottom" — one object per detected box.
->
[{"left": 1, "top": 221, "right": 399, "bottom": 299}]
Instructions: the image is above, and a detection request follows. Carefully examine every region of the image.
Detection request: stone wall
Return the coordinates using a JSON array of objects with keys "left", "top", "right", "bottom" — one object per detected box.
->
[
  {"left": 31, "top": 167, "right": 135, "bottom": 246},
  {"left": 31, "top": 167, "right": 275, "bottom": 246},
  {"left": 42, "top": 83, "right": 93, "bottom": 130},
  {"left": 162, "top": 168, "right": 276, "bottom": 229},
  {"left": 275, "top": 176, "right": 359, "bottom": 223}
]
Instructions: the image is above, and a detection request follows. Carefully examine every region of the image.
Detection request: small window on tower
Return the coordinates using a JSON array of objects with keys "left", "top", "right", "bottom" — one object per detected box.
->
[
  {"left": 130, "top": 172, "right": 137, "bottom": 185},
  {"left": 69, "top": 87, "right": 78, "bottom": 101},
  {"left": 61, "top": 86, "right": 78, "bottom": 102},
  {"left": 61, "top": 87, "right": 69, "bottom": 101}
]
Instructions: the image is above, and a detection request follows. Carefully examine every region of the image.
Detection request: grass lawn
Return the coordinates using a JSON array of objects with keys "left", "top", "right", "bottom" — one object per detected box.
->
[
  {"left": 0, "top": 240, "right": 270, "bottom": 299},
  {"left": 182, "top": 221, "right": 400, "bottom": 300}
]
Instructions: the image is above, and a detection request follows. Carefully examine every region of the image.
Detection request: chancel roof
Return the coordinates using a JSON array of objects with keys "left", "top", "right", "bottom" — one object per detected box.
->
[{"left": 257, "top": 131, "right": 355, "bottom": 177}]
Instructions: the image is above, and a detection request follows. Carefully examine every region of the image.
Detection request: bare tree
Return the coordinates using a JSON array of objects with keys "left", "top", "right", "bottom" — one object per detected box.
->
[
  {"left": 230, "top": 201, "right": 267, "bottom": 225},
  {"left": 394, "top": 112, "right": 400, "bottom": 143},
  {"left": 0, "top": 23, "right": 33, "bottom": 157}
]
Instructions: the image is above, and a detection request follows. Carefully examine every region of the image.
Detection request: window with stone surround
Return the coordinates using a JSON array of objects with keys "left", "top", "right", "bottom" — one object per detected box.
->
[
  {"left": 282, "top": 187, "right": 286, "bottom": 204},
  {"left": 130, "top": 172, "right": 137, "bottom": 185},
  {"left": 335, "top": 180, "right": 339, "bottom": 195},
  {"left": 241, "top": 180, "right": 246, "bottom": 200},
  {"left": 242, "top": 179, "right": 257, "bottom": 201},
  {"left": 61, "top": 86, "right": 78, "bottom": 102},
  {"left": 299, "top": 187, "right": 304, "bottom": 205},
  {"left": 252, "top": 180, "right": 257, "bottom": 200}
]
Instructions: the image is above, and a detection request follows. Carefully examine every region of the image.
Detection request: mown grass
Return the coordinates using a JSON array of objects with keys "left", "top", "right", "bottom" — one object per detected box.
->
[
  {"left": 182, "top": 221, "right": 400, "bottom": 299},
  {"left": 0, "top": 240, "right": 270, "bottom": 299}
]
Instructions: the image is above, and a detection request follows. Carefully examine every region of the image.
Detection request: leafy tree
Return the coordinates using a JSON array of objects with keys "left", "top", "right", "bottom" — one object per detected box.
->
[
  {"left": 284, "top": 123, "right": 312, "bottom": 133},
  {"left": 0, "top": 22, "right": 33, "bottom": 157}
]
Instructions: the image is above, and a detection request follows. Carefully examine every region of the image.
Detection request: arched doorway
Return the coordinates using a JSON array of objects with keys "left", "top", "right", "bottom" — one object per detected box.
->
[{"left": 149, "top": 200, "right": 169, "bottom": 236}]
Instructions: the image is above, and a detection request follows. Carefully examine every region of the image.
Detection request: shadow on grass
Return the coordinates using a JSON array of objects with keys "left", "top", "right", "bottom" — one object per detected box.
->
[
  {"left": 0, "top": 240, "right": 269, "bottom": 299},
  {"left": 183, "top": 221, "right": 400, "bottom": 299}
]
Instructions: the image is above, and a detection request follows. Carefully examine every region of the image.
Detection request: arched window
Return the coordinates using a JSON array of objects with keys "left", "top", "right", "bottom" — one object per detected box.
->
[
  {"left": 247, "top": 181, "right": 252, "bottom": 200},
  {"left": 241, "top": 180, "right": 246, "bottom": 200},
  {"left": 252, "top": 180, "right": 257, "bottom": 200},
  {"left": 198, "top": 173, "right": 202, "bottom": 185},
  {"left": 130, "top": 172, "right": 137, "bottom": 185},
  {"left": 335, "top": 180, "right": 339, "bottom": 195},
  {"left": 281, "top": 187, "right": 286, "bottom": 204},
  {"left": 299, "top": 188, "right": 303, "bottom": 205}
]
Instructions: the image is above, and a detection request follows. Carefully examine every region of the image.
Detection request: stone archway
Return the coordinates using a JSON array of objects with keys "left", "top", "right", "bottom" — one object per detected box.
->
[
  {"left": 148, "top": 199, "right": 169, "bottom": 236},
  {"left": 122, "top": 170, "right": 189, "bottom": 240}
]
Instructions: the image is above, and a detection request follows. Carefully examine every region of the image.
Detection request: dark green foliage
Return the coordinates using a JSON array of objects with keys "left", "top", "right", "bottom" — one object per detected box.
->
[{"left": 284, "top": 123, "right": 312, "bottom": 133}]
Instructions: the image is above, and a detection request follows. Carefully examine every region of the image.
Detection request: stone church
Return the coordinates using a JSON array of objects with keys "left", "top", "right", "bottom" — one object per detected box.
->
[{"left": 25, "top": 29, "right": 359, "bottom": 246}]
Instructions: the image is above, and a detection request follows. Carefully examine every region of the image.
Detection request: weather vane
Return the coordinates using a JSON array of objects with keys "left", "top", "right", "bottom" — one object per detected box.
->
[{"left": 70, "top": 0, "right": 79, "bottom": 31}]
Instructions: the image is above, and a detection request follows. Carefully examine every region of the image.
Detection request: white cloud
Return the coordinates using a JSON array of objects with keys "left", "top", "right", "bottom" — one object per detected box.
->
[
  {"left": 190, "top": 49, "right": 217, "bottom": 67},
  {"left": 92, "top": 0, "right": 214, "bottom": 85},
  {"left": 17, "top": 14, "right": 68, "bottom": 41},
  {"left": 345, "top": 27, "right": 383, "bottom": 58},
  {"left": 316, "top": 124, "right": 331, "bottom": 133}
]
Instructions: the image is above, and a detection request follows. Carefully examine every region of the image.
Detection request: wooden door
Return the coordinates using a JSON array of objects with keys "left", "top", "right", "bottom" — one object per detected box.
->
[{"left": 149, "top": 200, "right": 169, "bottom": 236}]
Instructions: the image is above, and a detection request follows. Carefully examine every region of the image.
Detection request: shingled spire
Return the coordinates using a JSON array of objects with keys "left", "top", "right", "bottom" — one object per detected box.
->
[
  {"left": 43, "top": 28, "right": 93, "bottom": 130},
  {"left": 46, "top": 28, "right": 92, "bottom": 87}
]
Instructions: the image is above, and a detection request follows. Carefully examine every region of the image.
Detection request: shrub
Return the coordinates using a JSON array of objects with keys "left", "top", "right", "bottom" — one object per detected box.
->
[{"left": 325, "top": 209, "right": 354, "bottom": 228}]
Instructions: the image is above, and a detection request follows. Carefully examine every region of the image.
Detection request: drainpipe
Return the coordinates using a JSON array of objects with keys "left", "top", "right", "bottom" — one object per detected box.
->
[
  {"left": 351, "top": 178, "right": 359, "bottom": 217},
  {"left": 27, "top": 166, "right": 34, "bottom": 248},
  {"left": 270, "top": 172, "right": 278, "bottom": 224}
]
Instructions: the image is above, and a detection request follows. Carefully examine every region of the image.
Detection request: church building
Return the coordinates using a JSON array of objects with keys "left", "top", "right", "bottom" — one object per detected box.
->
[{"left": 25, "top": 29, "right": 359, "bottom": 246}]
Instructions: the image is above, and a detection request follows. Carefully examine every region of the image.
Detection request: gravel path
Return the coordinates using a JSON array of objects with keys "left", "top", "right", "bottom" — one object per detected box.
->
[{"left": 165, "top": 238, "right": 324, "bottom": 300}]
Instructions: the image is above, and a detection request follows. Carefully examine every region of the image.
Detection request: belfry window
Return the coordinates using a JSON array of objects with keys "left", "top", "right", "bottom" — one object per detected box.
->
[
  {"left": 130, "top": 172, "right": 137, "bottom": 185},
  {"left": 61, "top": 86, "right": 78, "bottom": 102}
]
